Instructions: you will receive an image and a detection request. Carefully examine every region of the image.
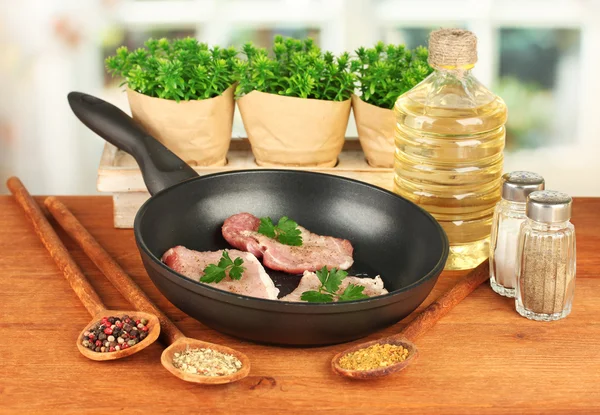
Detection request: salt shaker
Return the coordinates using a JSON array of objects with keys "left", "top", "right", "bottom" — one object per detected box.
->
[
  {"left": 515, "top": 190, "right": 576, "bottom": 321},
  {"left": 489, "top": 171, "right": 545, "bottom": 297}
]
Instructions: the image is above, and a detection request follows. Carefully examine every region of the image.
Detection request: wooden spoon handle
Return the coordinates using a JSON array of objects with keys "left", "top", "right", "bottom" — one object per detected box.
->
[
  {"left": 399, "top": 259, "right": 490, "bottom": 343},
  {"left": 45, "top": 196, "right": 184, "bottom": 345},
  {"left": 6, "top": 177, "right": 106, "bottom": 316}
]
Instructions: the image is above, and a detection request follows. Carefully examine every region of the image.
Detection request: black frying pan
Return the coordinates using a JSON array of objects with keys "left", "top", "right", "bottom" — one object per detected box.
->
[{"left": 67, "top": 91, "right": 448, "bottom": 346}]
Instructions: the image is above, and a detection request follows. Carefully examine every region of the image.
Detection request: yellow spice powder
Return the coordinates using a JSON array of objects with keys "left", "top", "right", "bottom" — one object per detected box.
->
[{"left": 338, "top": 343, "right": 409, "bottom": 371}]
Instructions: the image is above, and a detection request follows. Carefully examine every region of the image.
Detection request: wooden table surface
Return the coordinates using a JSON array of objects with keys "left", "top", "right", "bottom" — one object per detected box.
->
[{"left": 1, "top": 195, "right": 599, "bottom": 414}]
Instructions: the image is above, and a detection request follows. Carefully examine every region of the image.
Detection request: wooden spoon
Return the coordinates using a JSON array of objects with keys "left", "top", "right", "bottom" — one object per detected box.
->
[
  {"left": 6, "top": 177, "right": 161, "bottom": 361},
  {"left": 44, "top": 196, "right": 250, "bottom": 385},
  {"left": 332, "top": 259, "right": 490, "bottom": 379},
  {"left": 160, "top": 337, "right": 250, "bottom": 385},
  {"left": 76, "top": 309, "right": 160, "bottom": 361}
]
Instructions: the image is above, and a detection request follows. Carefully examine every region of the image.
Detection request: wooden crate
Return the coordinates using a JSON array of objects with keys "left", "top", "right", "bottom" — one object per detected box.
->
[{"left": 97, "top": 139, "right": 395, "bottom": 228}]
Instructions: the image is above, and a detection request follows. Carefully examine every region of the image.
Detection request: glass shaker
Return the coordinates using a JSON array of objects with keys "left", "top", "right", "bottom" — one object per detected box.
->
[
  {"left": 489, "top": 171, "right": 545, "bottom": 297},
  {"left": 515, "top": 190, "right": 576, "bottom": 321}
]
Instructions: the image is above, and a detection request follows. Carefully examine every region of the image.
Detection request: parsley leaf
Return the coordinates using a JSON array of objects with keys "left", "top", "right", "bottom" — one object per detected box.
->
[
  {"left": 218, "top": 251, "right": 233, "bottom": 269},
  {"left": 323, "top": 267, "right": 347, "bottom": 294},
  {"left": 200, "top": 264, "right": 226, "bottom": 284},
  {"left": 315, "top": 267, "right": 329, "bottom": 285},
  {"left": 302, "top": 267, "right": 371, "bottom": 303},
  {"left": 300, "top": 291, "right": 334, "bottom": 303},
  {"left": 257, "top": 217, "right": 276, "bottom": 238},
  {"left": 338, "top": 284, "right": 369, "bottom": 302},
  {"left": 275, "top": 217, "right": 302, "bottom": 246},
  {"left": 228, "top": 256, "right": 245, "bottom": 280},
  {"left": 200, "top": 251, "right": 245, "bottom": 283},
  {"left": 257, "top": 216, "right": 303, "bottom": 246}
]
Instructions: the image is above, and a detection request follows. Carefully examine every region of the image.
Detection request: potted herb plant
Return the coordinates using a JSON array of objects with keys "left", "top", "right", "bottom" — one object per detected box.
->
[
  {"left": 105, "top": 37, "right": 237, "bottom": 166},
  {"left": 352, "top": 42, "right": 433, "bottom": 167},
  {"left": 234, "top": 36, "right": 356, "bottom": 167}
]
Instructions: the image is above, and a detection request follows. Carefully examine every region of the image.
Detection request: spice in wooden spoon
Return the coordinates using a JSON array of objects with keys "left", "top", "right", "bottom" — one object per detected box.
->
[
  {"left": 171, "top": 346, "right": 242, "bottom": 376},
  {"left": 76, "top": 310, "right": 160, "bottom": 361},
  {"left": 6, "top": 177, "right": 161, "bottom": 361},
  {"left": 331, "top": 259, "right": 490, "bottom": 379},
  {"left": 44, "top": 196, "right": 250, "bottom": 385},
  {"left": 80, "top": 313, "right": 152, "bottom": 353},
  {"left": 337, "top": 342, "right": 413, "bottom": 371}
]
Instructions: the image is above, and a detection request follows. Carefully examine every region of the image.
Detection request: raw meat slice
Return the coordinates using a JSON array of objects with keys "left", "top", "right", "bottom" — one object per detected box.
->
[
  {"left": 220, "top": 213, "right": 263, "bottom": 258},
  {"left": 222, "top": 213, "right": 354, "bottom": 273},
  {"left": 279, "top": 271, "right": 388, "bottom": 302},
  {"left": 162, "top": 246, "right": 280, "bottom": 300}
]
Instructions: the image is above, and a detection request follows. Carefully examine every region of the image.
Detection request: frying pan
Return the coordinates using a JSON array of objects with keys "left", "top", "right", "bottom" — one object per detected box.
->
[{"left": 67, "top": 91, "right": 449, "bottom": 346}]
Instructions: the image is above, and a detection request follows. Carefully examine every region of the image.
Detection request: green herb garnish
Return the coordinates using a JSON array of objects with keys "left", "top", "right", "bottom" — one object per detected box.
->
[
  {"left": 105, "top": 37, "right": 238, "bottom": 102},
  {"left": 354, "top": 42, "right": 433, "bottom": 110},
  {"left": 234, "top": 35, "right": 356, "bottom": 101},
  {"left": 200, "top": 251, "right": 245, "bottom": 284},
  {"left": 338, "top": 284, "right": 369, "bottom": 302},
  {"left": 300, "top": 266, "right": 370, "bottom": 303},
  {"left": 258, "top": 216, "right": 303, "bottom": 246}
]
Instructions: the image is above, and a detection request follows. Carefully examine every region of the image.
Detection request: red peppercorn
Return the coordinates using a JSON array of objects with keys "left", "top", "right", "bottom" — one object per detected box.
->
[
  {"left": 88, "top": 333, "right": 95, "bottom": 340},
  {"left": 109, "top": 346, "right": 116, "bottom": 352},
  {"left": 104, "top": 327, "right": 113, "bottom": 335},
  {"left": 124, "top": 318, "right": 131, "bottom": 324},
  {"left": 95, "top": 340, "right": 102, "bottom": 347},
  {"left": 135, "top": 320, "right": 141, "bottom": 325},
  {"left": 141, "top": 326, "right": 148, "bottom": 332},
  {"left": 115, "top": 321, "right": 123, "bottom": 328},
  {"left": 122, "top": 344, "right": 129, "bottom": 349}
]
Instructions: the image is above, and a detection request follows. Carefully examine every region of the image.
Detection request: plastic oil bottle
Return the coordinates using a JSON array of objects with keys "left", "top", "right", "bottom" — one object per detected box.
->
[{"left": 393, "top": 29, "right": 507, "bottom": 270}]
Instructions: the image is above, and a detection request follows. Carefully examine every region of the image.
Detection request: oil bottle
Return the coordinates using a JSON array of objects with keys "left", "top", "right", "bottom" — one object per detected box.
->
[{"left": 393, "top": 29, "right": 507, "bottom": 270}]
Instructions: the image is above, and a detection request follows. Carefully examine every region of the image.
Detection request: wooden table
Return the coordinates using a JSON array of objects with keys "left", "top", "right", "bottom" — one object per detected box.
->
[{"left": 1, "top": 196, "right": 599, "bottom": 414}]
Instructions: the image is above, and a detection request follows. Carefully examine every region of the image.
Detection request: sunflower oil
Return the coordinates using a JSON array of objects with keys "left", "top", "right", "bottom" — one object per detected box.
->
[{"left": 393, "top": 29, "right": 507, "bottom": 270}]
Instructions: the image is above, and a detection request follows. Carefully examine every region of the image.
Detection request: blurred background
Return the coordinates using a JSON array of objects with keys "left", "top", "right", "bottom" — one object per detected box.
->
[{"left": 1, "top": 0, "right": 599, "bottom": 195}]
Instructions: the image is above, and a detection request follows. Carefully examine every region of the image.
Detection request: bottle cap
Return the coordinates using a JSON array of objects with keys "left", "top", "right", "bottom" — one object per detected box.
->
[
  {"left": 526, "top": 190, "right": 572, "bottom": 223},
  {"left": 501, "top": 171, "right": 545, "bottom": 203},
  {"left": 428, "top": 28, "right": 478, "bottom": 69}
]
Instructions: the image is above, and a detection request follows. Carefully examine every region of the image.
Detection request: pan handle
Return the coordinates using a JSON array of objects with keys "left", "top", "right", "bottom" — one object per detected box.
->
[{"left": 67, "top": 91, "right": 199, "bottom": 195}]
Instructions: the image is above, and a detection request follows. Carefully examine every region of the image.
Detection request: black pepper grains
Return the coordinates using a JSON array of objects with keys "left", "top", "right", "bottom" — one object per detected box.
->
[{"left": 81, "top": 315, "right": 150, "bottom": 353}]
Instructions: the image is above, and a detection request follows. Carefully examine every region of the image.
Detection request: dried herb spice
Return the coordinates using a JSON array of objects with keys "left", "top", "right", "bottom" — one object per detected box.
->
[
  {"left": 172, "top": 347, "right": 242, "bottom": 377},
  {"left": 338, "top": 343, "right": 409, "bottom": 371}
]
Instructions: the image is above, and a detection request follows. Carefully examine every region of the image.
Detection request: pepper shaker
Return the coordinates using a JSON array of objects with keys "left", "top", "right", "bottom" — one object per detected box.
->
[
  {"left": 515, "top": 190, "right": 576, "bottom": 321},
  {"left": 489, "top": 171, "right": 545, "bottom": 297}
]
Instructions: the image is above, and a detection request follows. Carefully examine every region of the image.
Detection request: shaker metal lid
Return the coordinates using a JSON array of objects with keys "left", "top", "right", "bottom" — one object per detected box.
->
[
  {"left": 526, "top": 190, "right": 572, "bottom": 223},
  {"left": 501, "top": 171, "right": 545, "bottom": 202}
]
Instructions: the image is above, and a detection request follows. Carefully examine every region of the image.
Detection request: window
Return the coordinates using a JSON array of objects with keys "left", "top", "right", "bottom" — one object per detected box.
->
[
  {"left": 496, "top": 28, "right": 580, "bottom": 150},
  {"left": 5, "top": 0, "right": 598, "bottom": 194}
]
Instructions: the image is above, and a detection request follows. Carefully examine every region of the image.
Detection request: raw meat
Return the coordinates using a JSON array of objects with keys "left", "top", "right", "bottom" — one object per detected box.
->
[
  {"left": 279, "top": 271, "right": 388, "bottom": 302},
  {"left": 162, "top": 246, "right": 280, "bottom": 300},
  {"left": 222, "top": 213, "right": 354, "bottom": 273}
]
